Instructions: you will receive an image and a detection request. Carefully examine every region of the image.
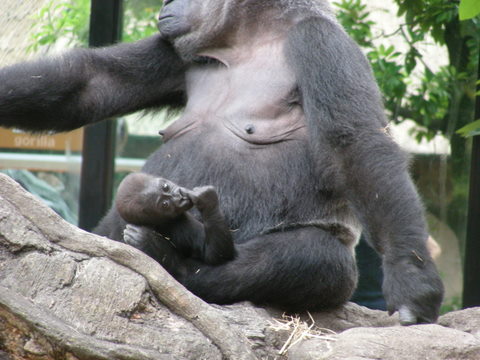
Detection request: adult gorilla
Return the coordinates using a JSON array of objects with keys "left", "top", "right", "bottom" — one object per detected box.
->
[{"left": 0, "top": 0, "right": 443, "bottom": 324}]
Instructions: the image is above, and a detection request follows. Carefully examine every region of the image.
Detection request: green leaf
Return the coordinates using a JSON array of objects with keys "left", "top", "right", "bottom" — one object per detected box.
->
[
  {"left": 459, "top": 0, "right": 480, "bottom": 20},
  {"left": 456, "top": 119, "right": 480, "bottom": 137}
]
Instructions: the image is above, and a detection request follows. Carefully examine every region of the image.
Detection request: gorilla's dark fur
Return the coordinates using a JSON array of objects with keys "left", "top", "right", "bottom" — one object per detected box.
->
[{"left": 0, "top": 0, "right": 443, "bottom": 323}]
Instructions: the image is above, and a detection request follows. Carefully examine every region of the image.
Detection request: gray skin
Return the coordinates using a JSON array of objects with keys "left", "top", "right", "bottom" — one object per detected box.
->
[{"left": 0, "top": 0, "right": 443, "bottom": 322}]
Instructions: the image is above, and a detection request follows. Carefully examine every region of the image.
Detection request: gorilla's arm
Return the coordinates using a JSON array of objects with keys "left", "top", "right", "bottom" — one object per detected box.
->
[
  {"left": 286, "top": 17, "right": 443, "bottom": 324},
  {"left": 0, "top": 34, "right": 186, "bottom": 132}
]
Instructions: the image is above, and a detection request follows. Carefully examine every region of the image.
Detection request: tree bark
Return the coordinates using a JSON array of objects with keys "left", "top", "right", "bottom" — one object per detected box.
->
[{"left": 0, "top": 173, "right": 257, "bottom": 360}]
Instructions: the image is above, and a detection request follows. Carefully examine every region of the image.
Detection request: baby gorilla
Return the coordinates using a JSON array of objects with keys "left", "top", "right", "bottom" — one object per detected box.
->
[
  {"left": 116, "top": 173, "right": 235, "bottom": 276},
  {"left": 116, "top": 172, "right": 194, "bottom": 225}
]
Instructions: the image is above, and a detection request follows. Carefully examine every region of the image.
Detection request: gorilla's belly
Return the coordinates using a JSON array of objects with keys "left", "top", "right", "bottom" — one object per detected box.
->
[{"left": 142, "top": 125, "right": 353, "bottom": 243}]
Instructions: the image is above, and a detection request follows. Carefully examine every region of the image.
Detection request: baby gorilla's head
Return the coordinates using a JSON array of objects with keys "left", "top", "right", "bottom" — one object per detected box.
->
[{"left": 116, "top": 173, "right": 193, "bottom": 226}]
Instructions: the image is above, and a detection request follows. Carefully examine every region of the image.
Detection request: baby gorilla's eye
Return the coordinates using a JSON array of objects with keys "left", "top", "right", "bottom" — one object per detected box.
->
[
  {"left": 162, "top": 183, "right": 170, "bottom": 192},
  {"left": 162, "top": 200, "right": 170, "bottom": 208}
]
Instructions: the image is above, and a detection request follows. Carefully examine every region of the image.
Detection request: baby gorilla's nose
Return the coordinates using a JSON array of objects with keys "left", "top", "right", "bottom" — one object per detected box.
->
[
  {"left": 177, "top": 187, "right": 188, "bottom": 199},
  {"left": 172, "top": 188, "right": 185, "bottom": 203}
]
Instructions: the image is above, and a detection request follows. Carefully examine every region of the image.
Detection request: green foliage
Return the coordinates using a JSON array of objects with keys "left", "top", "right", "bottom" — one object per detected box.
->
[
  {"left": 29, "top": 0, "right": 90, "bottom": 51},
  {"left": 122, "top": 0, "right": 161, "bottom": 43},
  {"left": 395, "top": 0, "right": 458, "bottom": 44},
  {"left": 457, "top": 119, "right": 480, "bottom": 137},
  {"left": 456, "top": 78, "right": 480, "bottom": 137},
  {"left": 368, "top": 45, "right": 406, "bottom": 114},
  {"left": 334, "top": 0, "right": 446, "bottom": 141},
  {"left": 334, "top": 0, "right": 374, "bottom": 47},
  {"left": 459, "top": 0, "right": 480, "bottom": 20},
  {"left": 440, "top": 295, "right": 462, "bottom": 314},
  {"left": 29, "top": 0, "right": 160, "bottom": 49},
  {"left": 390, "top": 0, "right": 480, "bottom": 142},
  {"left": 406, "top": 66, "right": 455, "bottom": 141},
  {"left": 122, "top": 6, "right": 158, "bottom": 43},
  {"left": 334, "top": 0, "right": 480, "bottom": 144}
]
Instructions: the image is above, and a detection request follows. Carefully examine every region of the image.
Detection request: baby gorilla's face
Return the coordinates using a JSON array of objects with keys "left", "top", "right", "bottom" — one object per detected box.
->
[{"left": 149, "top": 178, "right": 193, "bottom": 218}]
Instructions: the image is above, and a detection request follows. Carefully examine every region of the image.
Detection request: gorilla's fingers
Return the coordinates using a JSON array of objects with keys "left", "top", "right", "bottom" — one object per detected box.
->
[
  {"left": 188, "top": 186, "right": 219, "bottom": 212},
  {"left": 398, "top": 306, "right": 417, "bottom": 326},
  {"left": 123, "top": 224, "right": 147, "bottom": 248}
]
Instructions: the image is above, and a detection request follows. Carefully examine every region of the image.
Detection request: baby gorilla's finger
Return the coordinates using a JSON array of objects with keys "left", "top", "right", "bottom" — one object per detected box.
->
[
  {"left": 123, "top": 224, "right": 146, "bottom": 248},
  {"left": 189, "top": 186, "right": 219, "bottom": 212},
  {"left": 181, "top": 188, "right": 199, "bottom": 203}
]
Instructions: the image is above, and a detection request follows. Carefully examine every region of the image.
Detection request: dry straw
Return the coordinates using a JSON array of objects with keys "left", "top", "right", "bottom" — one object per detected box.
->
[{"left": 269, "top": 312, "right": 337, "bottom": 355}]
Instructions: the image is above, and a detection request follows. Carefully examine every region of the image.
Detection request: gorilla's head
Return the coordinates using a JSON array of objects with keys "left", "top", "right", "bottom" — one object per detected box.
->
[
  {"left": 157, "top": 0, "right": 334, "bottom": 60},
  {"left": 158, "top": 0, "right": 238, "bottom": 59}
]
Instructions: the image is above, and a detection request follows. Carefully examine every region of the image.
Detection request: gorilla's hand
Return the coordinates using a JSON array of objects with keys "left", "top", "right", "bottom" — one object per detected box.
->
[
  {"left": 124, "top": 224, "right": 189, "bottom": 279},
  {"left": 157, "top": 0, "right": 192, "bottom": 40},
  {"left": 123, "top": 224, "right": 152, "bottom": 250},
  {"left": 382, "top": 254, "right": 444, "bottom": 325},
  {"left": 186, "top": 186, "right": 219, "bottom": 213}
]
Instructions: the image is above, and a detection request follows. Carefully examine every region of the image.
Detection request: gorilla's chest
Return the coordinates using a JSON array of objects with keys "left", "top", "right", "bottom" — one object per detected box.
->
[{"left": 162, "top": 40, "right": 307, "bottom": 148}]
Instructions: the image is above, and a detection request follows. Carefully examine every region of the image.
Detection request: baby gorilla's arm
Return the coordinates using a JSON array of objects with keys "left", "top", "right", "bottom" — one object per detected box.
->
[{"left": 184, "top": 186, "right": 236, "bottom": 264}]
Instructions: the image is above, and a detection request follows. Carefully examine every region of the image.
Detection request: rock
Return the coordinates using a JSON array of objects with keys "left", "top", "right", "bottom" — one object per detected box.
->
[
  {"left": 306, "top": 302, "right": 399, "bottom": 332},
  {"left": 289, "top": 324, "right": 480, "bottom": 360},
  {"left": 267, "top": 301, "right": 399, "bottom": 334},
  {"left": 439, "top": 307, "right": 480, "bottom": 339}
]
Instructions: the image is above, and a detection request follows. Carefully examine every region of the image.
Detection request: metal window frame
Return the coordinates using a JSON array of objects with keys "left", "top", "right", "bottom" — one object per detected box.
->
[
  {"left": 78, "top": 0, "right": 123, "bottom": 231},
  {"left": 462, "top": 54, "right": 480, "bottom": 308}
]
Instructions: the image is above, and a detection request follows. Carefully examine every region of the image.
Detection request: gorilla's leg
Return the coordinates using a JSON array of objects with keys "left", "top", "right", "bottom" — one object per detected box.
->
[
  {"left": 182, "top": 227, "right": 357, "bottom": 311},
  {"left": 99, "top": 215, "right": 357, "bottom": 311}
]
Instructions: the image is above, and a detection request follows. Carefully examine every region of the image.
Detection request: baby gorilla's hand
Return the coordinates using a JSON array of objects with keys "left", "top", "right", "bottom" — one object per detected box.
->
[
  {"left": 123, "top": 224, "right": 153, "bottom": 251},
  {"left": 186, "top": 186, "right": 219, "bottom": 213}
]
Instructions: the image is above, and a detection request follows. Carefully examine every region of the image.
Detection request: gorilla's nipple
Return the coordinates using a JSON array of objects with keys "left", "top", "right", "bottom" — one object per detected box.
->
[{"left": 245, "top": 124, "right": 255, "bottom": 134}]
